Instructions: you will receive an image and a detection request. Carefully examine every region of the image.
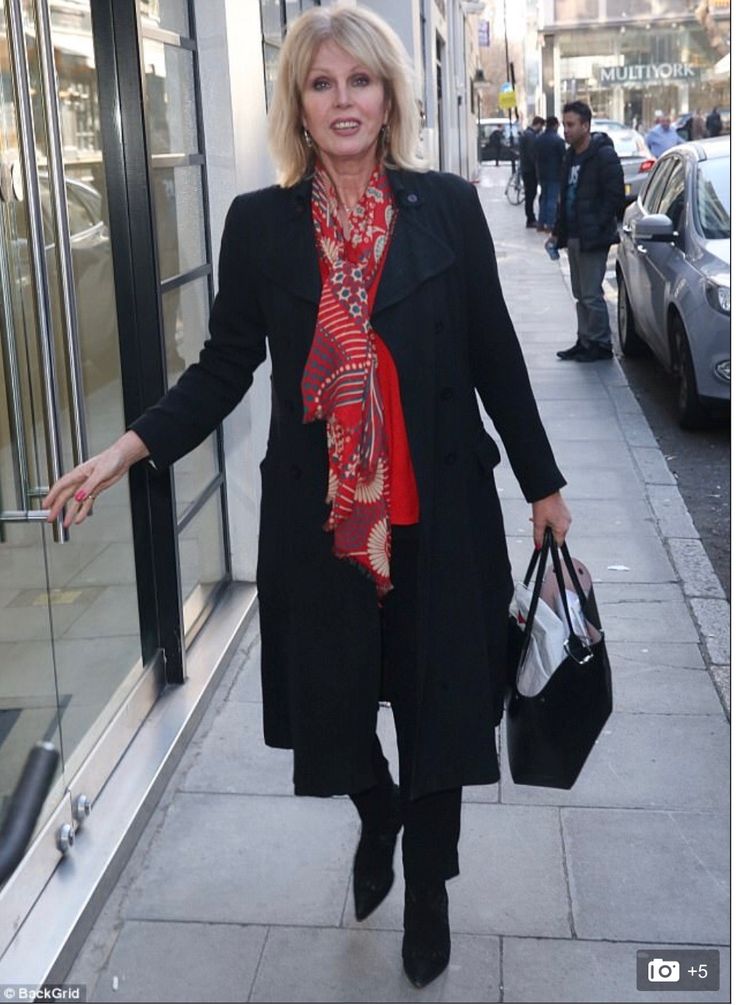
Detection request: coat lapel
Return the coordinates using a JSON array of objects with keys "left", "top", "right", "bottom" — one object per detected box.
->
[{"left": 372, "top": 170, "right": 456, "bottom": 316}]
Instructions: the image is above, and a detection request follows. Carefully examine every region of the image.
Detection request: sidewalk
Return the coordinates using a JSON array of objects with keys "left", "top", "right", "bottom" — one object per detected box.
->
[{"left": 65, "top": 166, "right": 730, "bottom": 1004}]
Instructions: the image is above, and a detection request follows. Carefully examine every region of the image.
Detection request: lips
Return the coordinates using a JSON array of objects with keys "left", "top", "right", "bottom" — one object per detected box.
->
[{"left": 331, "top": 119, "right": 361, "bottom": 131}]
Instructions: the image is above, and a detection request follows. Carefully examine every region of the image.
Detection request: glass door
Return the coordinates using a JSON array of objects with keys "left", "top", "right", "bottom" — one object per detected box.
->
[
  {"left": 0, "top": 0, "right": 63, "bottom": 827},
  {"left": 0, "top": 0, "right": 149, "bottom": 835}
]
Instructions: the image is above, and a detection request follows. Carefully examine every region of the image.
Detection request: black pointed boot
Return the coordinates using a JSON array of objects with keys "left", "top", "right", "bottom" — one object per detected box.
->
[
  {"left": 353, "top": 783, "right": 402, "bottom": 921},
  {"left": 402, "top": 880, "right": 451, "bottom": 988}
]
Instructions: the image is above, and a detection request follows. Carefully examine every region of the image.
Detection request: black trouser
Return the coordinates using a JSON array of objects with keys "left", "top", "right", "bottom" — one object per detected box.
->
[
  {"left": 350, "top": 525, "right": 462, "bottom": 884},
  {"left": 522, "top": 168, "right": 538, "bottom": 223}
]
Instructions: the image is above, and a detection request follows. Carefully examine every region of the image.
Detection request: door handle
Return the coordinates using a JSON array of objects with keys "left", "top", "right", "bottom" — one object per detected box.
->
[
  {"left": 7, "top": 0, "right": 67, "bottom": 543},
  {"left": 635, "top": 244, "right": 648, "bottom": 255},
  {"left": 622, "top": 223, "right": 633, "bottom": 234}
]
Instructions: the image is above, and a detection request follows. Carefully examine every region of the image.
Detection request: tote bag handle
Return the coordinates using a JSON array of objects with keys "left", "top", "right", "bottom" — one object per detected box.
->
[{"left": 517, "top": 529, "right": 593, "bottom": 672}]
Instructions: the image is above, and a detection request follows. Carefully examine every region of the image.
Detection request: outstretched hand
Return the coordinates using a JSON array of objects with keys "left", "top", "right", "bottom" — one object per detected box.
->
[
  {"left": 43, "top": 431, "right": 149, "bottom": 529},
  {"left": 530, "top": 491, "right": 572, "bottom": 549}
]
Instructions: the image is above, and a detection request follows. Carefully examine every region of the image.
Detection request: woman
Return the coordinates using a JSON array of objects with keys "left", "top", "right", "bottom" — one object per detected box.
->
[{"left": 44, "top": 4, "right": 570, "bottom": 989}]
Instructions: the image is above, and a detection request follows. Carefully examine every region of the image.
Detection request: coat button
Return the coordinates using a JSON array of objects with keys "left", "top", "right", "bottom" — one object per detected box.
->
[
  {"left": 444, "top": 451, "right": 457, "bottom": 466},
  {"left": 440, "top": 386, "right": 453, "bottom": 401},
  {"left": 290, "top": 464, "right": 302, "bottom": 479}
]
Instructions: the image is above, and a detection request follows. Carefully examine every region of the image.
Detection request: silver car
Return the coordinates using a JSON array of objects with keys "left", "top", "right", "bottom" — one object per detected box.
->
[
  {"left": 616, "top": 136, "right": 730, "bottom": 428},
  {"left": 592, "top": 119, "right": 655, "bottom": 206}
]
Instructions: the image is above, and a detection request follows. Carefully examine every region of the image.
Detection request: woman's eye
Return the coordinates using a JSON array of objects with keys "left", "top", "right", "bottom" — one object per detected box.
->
[
  {"left": 311, "top": 78, "right": 330, "bottom": 90},
  {"left": 352, "top": 75, "right": 370, "bottom": 86}
]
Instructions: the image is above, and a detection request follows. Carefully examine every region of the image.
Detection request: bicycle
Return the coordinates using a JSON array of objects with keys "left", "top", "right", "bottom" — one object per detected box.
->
[{"left": 505, "top": 166, "right": 524, "bottom": 206}]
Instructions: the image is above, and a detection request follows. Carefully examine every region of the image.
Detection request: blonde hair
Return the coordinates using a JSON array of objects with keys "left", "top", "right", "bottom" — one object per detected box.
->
[{"left": 268, "top": 4, "right": 426, "bottom": 187}]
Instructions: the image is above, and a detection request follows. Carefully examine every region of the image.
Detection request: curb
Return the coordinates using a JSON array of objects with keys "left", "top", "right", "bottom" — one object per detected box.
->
[{"left": 557, "top": 251, "right": 730, "bottom": 719}]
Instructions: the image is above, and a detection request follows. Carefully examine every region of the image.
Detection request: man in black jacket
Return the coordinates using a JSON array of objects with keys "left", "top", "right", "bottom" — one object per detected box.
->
[
  {"left": 535, "top": 116, "right": 565, "bottom": 231},
  {"left": 553, "top": 101, "right": 625, "bottom": 362},
  {"left": 519, "top": 115, "right": 544, "bottom": 227}
]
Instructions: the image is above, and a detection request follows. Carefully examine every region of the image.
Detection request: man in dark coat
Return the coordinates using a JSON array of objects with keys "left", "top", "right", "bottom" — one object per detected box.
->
[
  {"left": 553, "top": 101, "right": 625, "bottom": 363},
  {"left": 519, "top": 115, "right": 545, "bottom": 227},
  {"left": 484, "top": 125, "right": 504, "bottom": 166},
  {"left": 534, "top": 116, "right": 565, "bottom": 231},
  {"left": 706, "top": 107, "right": 723, "bottom": 137}
]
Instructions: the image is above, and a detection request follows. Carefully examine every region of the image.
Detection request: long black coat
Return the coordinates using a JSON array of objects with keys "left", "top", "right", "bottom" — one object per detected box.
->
[{"left": 132, "top": 169, "right": 565, "bottom": 801}]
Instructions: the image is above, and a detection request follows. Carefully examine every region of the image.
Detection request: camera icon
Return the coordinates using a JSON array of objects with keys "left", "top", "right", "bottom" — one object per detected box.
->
[{"left": 648, "top": 958, "right": 680, "bottom": 983}]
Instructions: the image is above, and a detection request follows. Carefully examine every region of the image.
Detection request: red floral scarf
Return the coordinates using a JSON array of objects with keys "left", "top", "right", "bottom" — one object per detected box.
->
[{"left": 301, "top": 162, "right": 397, "bottom": 597}]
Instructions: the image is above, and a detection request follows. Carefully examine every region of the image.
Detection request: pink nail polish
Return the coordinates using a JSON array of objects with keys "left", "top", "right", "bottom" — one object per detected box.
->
[{"left": 75, "top": 489, "right": 87, "bottom": 503}]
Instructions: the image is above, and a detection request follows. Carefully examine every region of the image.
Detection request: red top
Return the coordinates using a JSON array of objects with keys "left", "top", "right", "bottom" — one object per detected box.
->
[{"left": 317, "top": 252, "right": 419, "bottom": 526}]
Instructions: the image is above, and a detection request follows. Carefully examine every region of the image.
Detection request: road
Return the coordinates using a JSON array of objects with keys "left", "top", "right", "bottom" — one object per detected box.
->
[{"left": 602, "top": 259, "right": 730, "bottom": 599}]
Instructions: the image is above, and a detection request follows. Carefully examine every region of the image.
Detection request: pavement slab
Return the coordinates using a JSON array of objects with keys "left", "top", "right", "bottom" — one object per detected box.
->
[
  {"left": 250, "top": 926, "right": 500, "bottom": 1003},
  {"left": 126, "top": 793, "right": 357, "bottom": 927},
  {"left": 88, "top": 920, "right": 267, "bottom": 1003},
  {"left": 179, "top": 700, "right": 294, "bottom": 795},
  {"left": 563, "top": 808, "right": 729, "bottom": 944},
  {"left": 448, "top": 804, "right": 571, "bottom": 939}
]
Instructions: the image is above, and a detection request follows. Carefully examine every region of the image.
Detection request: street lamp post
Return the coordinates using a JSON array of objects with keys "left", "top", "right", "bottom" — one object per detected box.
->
[{"left": 502, "top": 0, "right": 517, "bottom": 171}]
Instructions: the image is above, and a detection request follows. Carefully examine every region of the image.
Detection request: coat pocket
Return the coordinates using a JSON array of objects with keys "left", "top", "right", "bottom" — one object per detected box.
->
[{"left": 474, "top": 431, "right": 502, "bottom": 475}]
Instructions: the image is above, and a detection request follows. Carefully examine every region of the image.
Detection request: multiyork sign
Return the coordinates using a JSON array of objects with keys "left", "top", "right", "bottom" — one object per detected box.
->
[{"left": 599, "top": 63, "right": 698, "bottom": 85}]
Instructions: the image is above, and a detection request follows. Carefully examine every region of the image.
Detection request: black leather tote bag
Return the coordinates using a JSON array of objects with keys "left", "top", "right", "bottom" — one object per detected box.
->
[{"left": 506, "top": 530, "right": 613, "bottom": 789}]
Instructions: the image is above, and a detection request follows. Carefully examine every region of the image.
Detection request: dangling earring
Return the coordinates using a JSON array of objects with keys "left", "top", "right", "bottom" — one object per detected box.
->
[
  {"left": 303, "top": 127, "right": 314, "bottom": 148},
  {"left": 380, "top": 122, "right": 390, "bottom": 156}
]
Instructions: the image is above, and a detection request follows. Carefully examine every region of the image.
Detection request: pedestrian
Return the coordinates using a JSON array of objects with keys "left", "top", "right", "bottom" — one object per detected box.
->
[
  {"left": 519, "top": 114, "right": 545, "bottom": 227},
  {"left": 534, "top": 115, "right": 565, "bottom": 231},
  {"left": 690, "top": 109, "right": 707, "bottom": 139},
  {"left": 706, "top": 106, "right": 722, "bottom": 136},
  {"left": 554, "top": 100, "right": 625, "bottom": 362},
  {"left": 645, "top": 113, "right": 683, "bottom": 157},
  {"left": 42, "top": 4, "right": 571, "bottom": 990},
  {"left": 487, "top": 124, "right": 504, "bottom": 165}
]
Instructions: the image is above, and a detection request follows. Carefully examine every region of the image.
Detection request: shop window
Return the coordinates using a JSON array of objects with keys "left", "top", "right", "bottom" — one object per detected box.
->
[{"left": 138, "top": 0, "right": 230, "bottom": 641}]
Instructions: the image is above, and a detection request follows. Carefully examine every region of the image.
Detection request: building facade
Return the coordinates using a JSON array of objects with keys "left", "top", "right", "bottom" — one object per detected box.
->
[
  {"left": 0, "top": 0, "right": 482, "bottom": 983},
  {"left": 537, "top": 0, "right": 730, "bottom": 126}
]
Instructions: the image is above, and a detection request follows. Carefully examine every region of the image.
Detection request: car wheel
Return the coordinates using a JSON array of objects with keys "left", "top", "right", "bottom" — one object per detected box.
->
[
  {"left": 617, "top": 272, "right": 647, "bottom": 356},
  {"left": 673, "top": 315, "right": 710, "bottom": 430}
]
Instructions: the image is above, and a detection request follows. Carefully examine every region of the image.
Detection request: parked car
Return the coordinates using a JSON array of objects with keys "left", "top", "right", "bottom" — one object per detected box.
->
[
  {"left": 591, "top": 119, "right": 655, "bottom": 206},
  {"left": 616, "top": 136, "right": 730, "bottom": 428},
  {"left": 479, "top": 117, "right": 520, "bottom": 162}
]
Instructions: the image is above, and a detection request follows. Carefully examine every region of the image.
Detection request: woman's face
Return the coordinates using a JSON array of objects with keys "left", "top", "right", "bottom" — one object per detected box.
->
[{"left": 301, "top": 40, "right": 388, "bottom": 173}]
